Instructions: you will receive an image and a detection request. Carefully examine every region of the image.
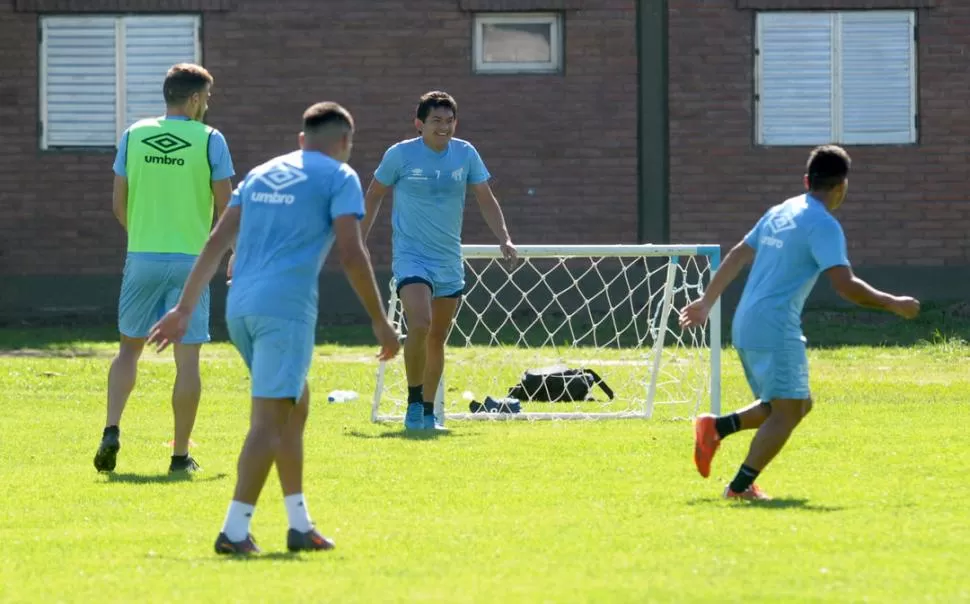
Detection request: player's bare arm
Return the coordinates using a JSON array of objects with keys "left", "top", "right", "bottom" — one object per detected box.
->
[
  {"left": 679, "top": 241, "right": 755, "bottom": 328},
  {"left": 112, "top": 175, "right": 128, "bottom": 230},
  {"left": 334, "top": 214, "right": 400, "bottom": 360},
  {"left": 471, "top": 181, "right": 517, "bottom": 263},
  {"left": 148, "top": 205, "right": 241, "bottom": 351},
  {"left": 825, "top": 265, "right": 920, "bottom": 319},
  {"left": 361, "top": 179, "right": 390, "bottom": 241},
  {"left": 212, "top": 178, "right": 233, "bottom": 217}
]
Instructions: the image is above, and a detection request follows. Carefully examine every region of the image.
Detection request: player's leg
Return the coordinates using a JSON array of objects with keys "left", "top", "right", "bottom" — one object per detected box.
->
[
  {"left": 724, "top": 397, "right": 811, "bottom": 501},
  {"left": 167, "top": 279, "right": 209, "bottom": 472},
  {"left": 693, "top": 348, "right": 772, "bottom": 478},
  {"left": 170, "top": 343, "right": 202, "bottom": 473},
  {"left": 423, "top": 292, "right": 460, "bottom": 430},
  {"left": 216, "top": 316, "right": 277, "bottom": 554},
  {"left": 397, "top": 277, "right": 434, "bottom": 430},
  {"left": 276, "top": 384, "right": 335, "bottom": 551},
  {"left": 95, "top": 256, "right": 163, "bottom": 472},
  {"left": 215, "top": 394, "right": 290, "bottom": 555},
  {"left": 724, "top": 346, "right": 812, "bottom": 501},
  {"left": 96, "top": 335, "right": 145, "bottom": 472}
]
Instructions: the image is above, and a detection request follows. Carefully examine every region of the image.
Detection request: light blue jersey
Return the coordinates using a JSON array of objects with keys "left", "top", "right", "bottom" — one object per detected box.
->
[
  {"left": 732, "top": 194, "right": 850, "bottom": 350},
  {"left": 374, "top": 137, "right": 490, "bottom": 280},
  {"left": 226, "top": 150, "right": 365, "bottom": 325}
]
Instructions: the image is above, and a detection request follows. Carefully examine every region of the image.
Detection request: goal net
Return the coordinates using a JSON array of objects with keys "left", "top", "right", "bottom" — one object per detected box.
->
[{"left": 371, "top": 244, "right": 721, "bottom": 424}]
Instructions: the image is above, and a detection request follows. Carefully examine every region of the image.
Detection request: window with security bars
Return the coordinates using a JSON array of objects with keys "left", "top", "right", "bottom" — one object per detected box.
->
[
  {"left": 755, "top": 11, "right": 917, "bottom": 146},
  {"left": 39, "top": 15, "right": 201, "bottom": 150}
]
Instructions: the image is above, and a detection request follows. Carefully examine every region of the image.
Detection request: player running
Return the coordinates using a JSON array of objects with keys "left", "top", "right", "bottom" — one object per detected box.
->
[
  {"left": 679, "top": 145, "right": 920, "bottom": 501},
  {"left": 148, "top": 102, "right": 400, "bottom": 554},
  {"left": 361, "top": 90, "right": 517, "bottom": 432},
  {"left": 95, "top": 63, "right": 235, "bottom": 474}
]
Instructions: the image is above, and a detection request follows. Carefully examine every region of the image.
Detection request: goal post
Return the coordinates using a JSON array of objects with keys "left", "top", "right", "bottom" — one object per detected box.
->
[{"left": 371, "top": 244, "right": 721, "bottom": 424}]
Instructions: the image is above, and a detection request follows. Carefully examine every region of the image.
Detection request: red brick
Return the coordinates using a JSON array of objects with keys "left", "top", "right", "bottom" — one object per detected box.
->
[
  {"left": 669, "top": 0, "right": 970, "bottom": 267},
  {"left": 0, "top": 0, "right": 637, "bottom": 276}
]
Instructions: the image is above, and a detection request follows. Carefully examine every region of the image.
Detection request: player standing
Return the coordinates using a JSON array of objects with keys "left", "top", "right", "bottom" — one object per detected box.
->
[
  {"left": 148, "top": 102, "right": 400, "bottom": 554},
  {"left": 361, "top": 91, "right": 517, "bottom": 431},
  {"left": 94, "top": 63, "right": 235, "bottom": 474},
  {"left": 680, "top": 145, "right": 920, "bottom": 500}
]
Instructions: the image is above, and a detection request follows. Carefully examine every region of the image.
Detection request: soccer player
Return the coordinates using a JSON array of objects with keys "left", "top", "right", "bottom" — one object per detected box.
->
[
  {"left": 148, "top": 102, "right": 400, "bottom": 554},
  {"left": 361, "top": 90, "right": 517, "bottom": 431},
  {"left": 679, "top": 145, "right": 920, "bottom": 500},
  {"left": 94, "top": 63, "right": 235, "bottom": 474}
]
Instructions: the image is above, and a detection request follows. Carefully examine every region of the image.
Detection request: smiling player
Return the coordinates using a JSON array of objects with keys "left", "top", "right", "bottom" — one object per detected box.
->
[{"left": 361, "top": 90, "right": 517, "bottom": 431}]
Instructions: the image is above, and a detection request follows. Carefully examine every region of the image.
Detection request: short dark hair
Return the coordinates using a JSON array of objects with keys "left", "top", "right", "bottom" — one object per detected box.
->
[
  {"left": 806, "top": 145, "right": 851, "bottom": 191},
  {"left": 416, "top": 91, "right": 457, "bottom": 121},
  {"left": 303, "top": 102, "right": 354, "bottom": 134},
  {"left": 163, "top": 63, "right": 213, "bottom": 105}
]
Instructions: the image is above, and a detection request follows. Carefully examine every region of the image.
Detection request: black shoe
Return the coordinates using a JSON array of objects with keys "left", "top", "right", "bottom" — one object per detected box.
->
[
  {"left": 93, "top": 428, "right": 120, "bottom": 473},
  {"left": 214, "top": 532, "right": 261, "bottom": 555},
  {"left": 286, "top": 527, "right": 336, "bottom": 552},
  {"left": 169, "top": 455, "right": 201, "bottom": 473}
]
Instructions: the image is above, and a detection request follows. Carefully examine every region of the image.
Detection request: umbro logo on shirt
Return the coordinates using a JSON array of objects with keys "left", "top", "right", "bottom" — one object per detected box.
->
[
  {"left": 251, "top": 163, "right": 309, "bottom": 205},
  {"left": 761, "top": 212, "right": 797, "bottom": 249},
  {"left": 142, "top": 133, "right": 192, "bottom": 166},
  {"left": 766, "top": 212, "right": 797, "bottom": 235}
]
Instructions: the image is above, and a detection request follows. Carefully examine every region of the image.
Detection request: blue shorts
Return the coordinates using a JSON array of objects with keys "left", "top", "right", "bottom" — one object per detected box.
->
[
  {"left": 227, "top": 315, "right": 314, "bottom": 400},
  {"left": 393, "top": 258, "right": 464, "bottom": 298},
  {"left": 737, "top": 345, "right": 811, "bottom": 401},
  {"left": 118, "top": 253, "right": 210, "bottom": 344}
]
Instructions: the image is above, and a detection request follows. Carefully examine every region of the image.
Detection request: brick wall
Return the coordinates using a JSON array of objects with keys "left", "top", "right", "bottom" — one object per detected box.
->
[
  {"left": 0, "top": 0, "right": 638, "bottom": 277},
  {"left": 668, "top": 0, "right": 970, "bottom": 267},
  {"left": 3, "top": 0, "right": 967, "bottom": 285}
]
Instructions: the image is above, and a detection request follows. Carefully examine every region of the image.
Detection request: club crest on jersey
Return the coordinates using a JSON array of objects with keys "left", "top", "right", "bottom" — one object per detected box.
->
[{"left": 451, "top": 168, "right": 464, "bottom": 182}]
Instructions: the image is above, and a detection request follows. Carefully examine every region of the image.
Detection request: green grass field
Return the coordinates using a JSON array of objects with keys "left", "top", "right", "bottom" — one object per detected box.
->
[{"left": 1, "top": 306, "right": 969, "bottom": 602}]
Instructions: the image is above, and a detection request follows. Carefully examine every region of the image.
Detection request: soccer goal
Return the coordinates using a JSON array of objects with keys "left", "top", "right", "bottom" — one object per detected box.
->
[{"left": 371, "top": 244, "right": 721, "bottom": 423}]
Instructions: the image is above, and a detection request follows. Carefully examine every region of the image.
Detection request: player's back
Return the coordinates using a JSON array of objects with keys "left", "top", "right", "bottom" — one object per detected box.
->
[
  {"left": 732, "top": 194, "right": 848, "bottom": 349},
  {"left": 227, "top": 150, "right": 364, "bottom": 324}
]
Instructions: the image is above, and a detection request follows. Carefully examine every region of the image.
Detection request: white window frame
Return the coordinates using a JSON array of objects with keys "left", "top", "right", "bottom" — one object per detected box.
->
[
  {"left": 38, "top": 14, "right": 202, "bottom": 150},
  {"left": 754, "top": 10, "right": 917, "bottom": 146},
  {"left": 473, "top": 12, "right": 563, "bottom": 75}
]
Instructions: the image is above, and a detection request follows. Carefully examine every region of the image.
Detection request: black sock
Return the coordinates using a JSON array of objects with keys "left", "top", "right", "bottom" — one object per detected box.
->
[
  {"left": 729, "top": 464, "right": 760, "bottom": 493},
  {"left": 171, "top": 454, "right": 189, "bottom": 462},
  {"left": 408, "top": 385, "right": 424, "bottom": 404},
  {"left": 103, "top": 425, "right": 120, "bottom": 438},
  {"left": 714, "top": 413, "right": 741, "bottom": 439},
  {"left": 422, "top": 402, "right": 434, "bottom": 416}
]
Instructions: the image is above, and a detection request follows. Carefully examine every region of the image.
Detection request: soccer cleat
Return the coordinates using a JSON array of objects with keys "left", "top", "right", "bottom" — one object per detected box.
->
[
  {"left": 93, "top": 429, "right": 120, "bottom": 473},
  {"left": 723, "top": 483, "right": 772, "bottom": 501},
  {"left": 404, "top": 402, "right": 426, "bottom": 431},
  {"left": 424, "top": 413, "right": 449, "bottom": 432},
  {"left": 169, "top": 455, "right": 201, "bottom": 474},
  {"left": 693, "top": 413, "right": 721, "bottom": 478},
  {"left": 214, "top": 532, "right": 261, "bottom": 555},
  {"left": 286, "top": 527, "right": 336, "bottom": 552}
]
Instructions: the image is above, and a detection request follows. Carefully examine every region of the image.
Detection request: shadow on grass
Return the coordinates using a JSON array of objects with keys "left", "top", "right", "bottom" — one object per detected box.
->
[
  {"left": 103, "top": 472, "right": 229, "bottom": 485},
  {"left": 148, "top": 551, "right": 310, "bottom": 563},
  {"left": 343, "top": 428, "right": 470, "bottom": 441},
  {"left": 686, "top": 496, "right": 845, "bottom": 512}
]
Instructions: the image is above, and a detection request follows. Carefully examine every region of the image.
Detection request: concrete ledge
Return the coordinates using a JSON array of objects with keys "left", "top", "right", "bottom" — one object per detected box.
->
[{"left": 2, "top": 265, "right": 968, "bottom": 334}]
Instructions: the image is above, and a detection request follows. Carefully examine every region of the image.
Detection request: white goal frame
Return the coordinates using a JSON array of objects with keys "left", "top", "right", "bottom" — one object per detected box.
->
[{"left": 371, "top": 244, "right": 721, "bottom": 423}]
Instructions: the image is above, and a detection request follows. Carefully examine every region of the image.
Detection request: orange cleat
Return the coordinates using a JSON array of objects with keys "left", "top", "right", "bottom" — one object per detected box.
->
[
  {"left": 693, "top": 413, "right": 721, "bottom": 478},
  {"left": 723, "top": 484, "right": 772, "bottom": 501}
]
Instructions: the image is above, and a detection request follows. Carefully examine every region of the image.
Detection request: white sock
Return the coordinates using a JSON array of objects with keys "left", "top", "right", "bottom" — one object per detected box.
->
[
  {"left": 284, "top": 493, "right": 313, "bottom": 532},
  {"left": 222, "top": 501, "right": 255, "bottom": 542}
]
